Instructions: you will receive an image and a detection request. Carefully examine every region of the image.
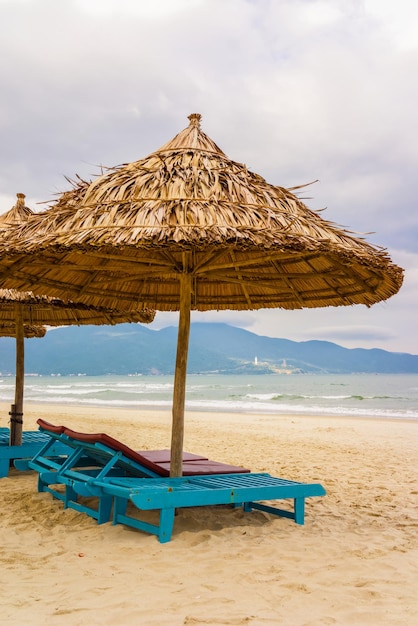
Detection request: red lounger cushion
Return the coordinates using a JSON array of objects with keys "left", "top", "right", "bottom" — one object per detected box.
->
[
  {"left": 141, "top": 449, "right": 208, "bottom": 463},
  {"left": 37, "top": 419, "right": 250, "bottom": 476},
  {"left": 157, "top": 460, "right": 250, "bottom": 475},
  {"left": 62, "top": 426, "right": 164, "bottom": 475}
]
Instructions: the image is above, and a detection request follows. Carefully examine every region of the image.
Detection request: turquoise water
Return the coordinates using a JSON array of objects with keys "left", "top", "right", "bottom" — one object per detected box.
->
[{"left": 1, "top": 373, "right": 418, "bottom": 421}]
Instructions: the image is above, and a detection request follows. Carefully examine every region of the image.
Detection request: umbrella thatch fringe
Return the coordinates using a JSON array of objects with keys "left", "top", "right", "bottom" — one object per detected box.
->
[
  {"left": 0, "top": 323, "right": 46, "bottom": 338},
  {"left": 0, "top": 288, "right": 155, "bottom": 325}
]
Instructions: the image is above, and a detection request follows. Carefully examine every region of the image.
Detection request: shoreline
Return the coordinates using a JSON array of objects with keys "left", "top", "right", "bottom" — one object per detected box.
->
[
  {"left": 1, "top": 402, "right": 418, "bottom": 624},
  {"left": 2, "top": 400, "right": 418, "bottom": 428}
]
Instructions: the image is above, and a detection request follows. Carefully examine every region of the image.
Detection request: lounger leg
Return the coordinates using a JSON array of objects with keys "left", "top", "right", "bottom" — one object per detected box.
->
[
  {"left": 97, "top": 495, "right": 113, "bottom": 524},
  {"left": 0, "top": 457, "right": 9, "bottom": 478},
  {"left": 158, "top": 508, "right": 175, "bottom": 543},
  {"left": 112, "top": 496, "right": 128, "bottom": 525},
  {"left": 38, "top": 472, "right": 50, "bottom": 493},
  {"left": 64, "top": 484, "right": 78, "bottom": 509},
  {"left": 294, "top": 497, "right": 305, "bottom": 524}
]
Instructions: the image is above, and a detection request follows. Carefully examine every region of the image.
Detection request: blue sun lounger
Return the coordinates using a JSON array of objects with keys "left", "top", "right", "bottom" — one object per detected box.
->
[
  {"left": 28, "top": 420, "right": 326, "bottom": 542},
  {"left": 0, "top": 426, "right": 70, "bottom": 478},
  {"left": 29, "top": 419, "right": 251, "bottom": 523},
  {"left": 31, "top": 419, "right": 250, "bottom": 479}
]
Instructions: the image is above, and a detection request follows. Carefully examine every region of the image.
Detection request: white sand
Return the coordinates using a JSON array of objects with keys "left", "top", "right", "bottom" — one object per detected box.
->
[{"left": 1, "top": 402, "right": 417, "bottom": 625}]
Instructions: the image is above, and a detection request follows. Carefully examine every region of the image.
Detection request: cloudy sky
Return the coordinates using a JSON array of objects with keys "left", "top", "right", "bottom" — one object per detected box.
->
[{"left": 1, "top": 0, "right": 417, "bottom": 354}]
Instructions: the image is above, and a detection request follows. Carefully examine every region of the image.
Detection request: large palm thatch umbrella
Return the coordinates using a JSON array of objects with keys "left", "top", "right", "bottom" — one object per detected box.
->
[
  {"left": 0, "top": 194, "right": 155, "bottom": 445},
  {"left": 0, "top": 115, "right": 403, "bottom": 474}
]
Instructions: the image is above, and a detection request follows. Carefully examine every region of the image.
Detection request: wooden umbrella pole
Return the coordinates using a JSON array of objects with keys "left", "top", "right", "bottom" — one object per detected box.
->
[
  {"left": 170, "top": 272, "right": 193, "bottom": 477},
  {"left": 10, "top": 304, "right": 24, "bottom": 446}
]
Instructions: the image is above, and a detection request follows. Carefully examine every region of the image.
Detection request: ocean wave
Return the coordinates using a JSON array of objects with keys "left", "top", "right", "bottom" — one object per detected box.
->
[{"left": 1, "top": 373, "right": 417, "bottom": 421}]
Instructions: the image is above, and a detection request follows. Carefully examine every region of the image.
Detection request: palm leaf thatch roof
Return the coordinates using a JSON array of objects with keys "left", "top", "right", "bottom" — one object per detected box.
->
[{"left": 0, "top": 114, "right": 403, "bottom": 311}]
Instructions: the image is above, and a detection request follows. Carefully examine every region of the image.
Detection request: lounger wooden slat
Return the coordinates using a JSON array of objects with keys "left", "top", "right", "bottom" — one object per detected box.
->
[{"left": 91, "top": 473, "right": 326, "bottom": 542}]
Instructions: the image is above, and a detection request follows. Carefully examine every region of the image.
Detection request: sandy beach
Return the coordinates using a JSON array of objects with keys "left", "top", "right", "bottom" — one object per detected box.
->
[{"left": 1, "top": 402, "right": 417, "bottom": 625}]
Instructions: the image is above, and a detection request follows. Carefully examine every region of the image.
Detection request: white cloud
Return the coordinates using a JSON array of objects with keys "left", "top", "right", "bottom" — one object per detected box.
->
[
  {"left": 73, "top": 0, "right": 204, "bottom": 18},
  {"left": 365, "top": 0, "right": 418, "bottom": 50},
  {"left": 0, "top": 0, "right": 416, "bottom": 353}
]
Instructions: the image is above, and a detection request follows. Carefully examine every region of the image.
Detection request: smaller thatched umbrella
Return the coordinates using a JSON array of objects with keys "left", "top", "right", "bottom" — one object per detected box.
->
[
  {"left": 0, "top": 288, "right": 155, "bottom": 445},
  {"left": 0, "top": 194, "right": 155, "bottom": 445}
]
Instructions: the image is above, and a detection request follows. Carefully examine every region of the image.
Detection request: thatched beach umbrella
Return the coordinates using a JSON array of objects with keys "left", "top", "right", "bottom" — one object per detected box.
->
[
  {"left": 0, "top": 288, "right": 155, "bottom": 446},
  {"left": 0, "top": 194, "right": 155, "bottom": 445},
  {"left": 0, "top": 115, "right": 403, "bottom": 474}
]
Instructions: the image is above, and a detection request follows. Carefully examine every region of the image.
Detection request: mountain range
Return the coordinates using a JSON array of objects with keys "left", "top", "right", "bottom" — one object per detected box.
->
[{"left": 1, "top": 322, "right": 418, "bottom": 376}]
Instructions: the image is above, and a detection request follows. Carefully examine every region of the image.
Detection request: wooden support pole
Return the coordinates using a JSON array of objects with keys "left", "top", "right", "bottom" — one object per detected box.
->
[
  {"left": 10, "top": 304, "right": 24, "bottom": 446},
  {"left": 170, "top": 272, "right": 192, "bottom": 477}
]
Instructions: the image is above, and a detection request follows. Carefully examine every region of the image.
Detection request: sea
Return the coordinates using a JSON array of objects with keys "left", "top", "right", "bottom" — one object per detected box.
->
[{"left": 1, "top": 373, "right": 418, "bottom": 421}]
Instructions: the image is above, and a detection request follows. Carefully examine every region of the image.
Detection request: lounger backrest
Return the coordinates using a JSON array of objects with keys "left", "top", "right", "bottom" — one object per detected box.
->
[
  {"left": 36, "top": 419, "right": 250, "bottom": 477},
  {"left": 37, "top": 418, "right": 66, "bottom": 435},
  {"left": 62, "top": 427, "right": 169, "bottom": 476},
  {"left": 37, "top": 418, "right": 167, "bottom": 476}
]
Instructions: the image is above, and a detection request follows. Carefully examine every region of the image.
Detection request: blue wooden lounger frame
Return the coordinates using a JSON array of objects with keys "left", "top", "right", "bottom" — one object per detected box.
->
[
  {"left": 0, "top": 426, "right": 69, "bottom": 478},
  {"left": 29, "top": 419, "right": 326, "bottom": 543}
]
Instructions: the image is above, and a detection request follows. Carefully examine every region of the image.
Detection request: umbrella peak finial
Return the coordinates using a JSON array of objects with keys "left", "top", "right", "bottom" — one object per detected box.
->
[
  {"left": 16, "top": 193, "right": 26, "bottom": 209},
  {"left": 188, "top": 113, "right": 201, "bottom": 128}
]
